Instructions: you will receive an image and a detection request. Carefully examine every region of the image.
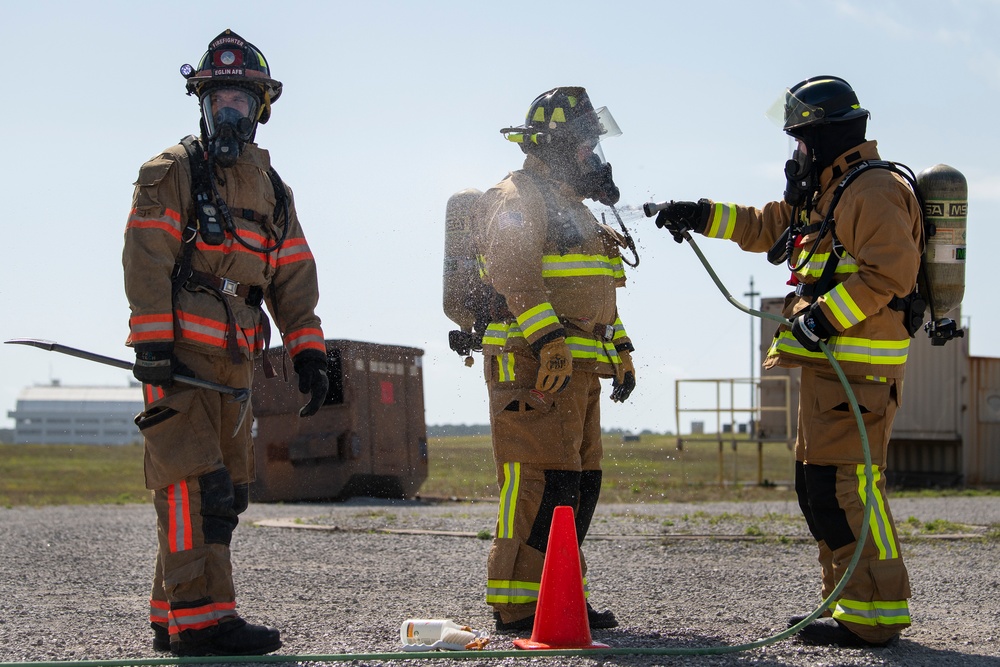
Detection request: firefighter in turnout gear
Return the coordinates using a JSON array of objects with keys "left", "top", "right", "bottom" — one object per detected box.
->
[
  {"left": 123, "top": 29, "right": 328, "bottom": 656},
  {"left": 653, "top": 76, "right": 919, "bottom": 647},
  {"left": 475, "top": 86, "right": 635, "bottom": 632}
]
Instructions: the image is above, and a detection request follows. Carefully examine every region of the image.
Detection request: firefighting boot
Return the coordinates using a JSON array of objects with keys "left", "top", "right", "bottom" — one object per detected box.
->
[
  {"left": 586, "top": 603, "right": 619, "bottom": 629},
  {"left": 170, "top": 618, "right": 282, "bottom": 656},
  {"left": 151, "top": 623, "right": 170, "bottom": 652},
  {"left": 794, "top": 618, "right": 898, "bottom": 648}
]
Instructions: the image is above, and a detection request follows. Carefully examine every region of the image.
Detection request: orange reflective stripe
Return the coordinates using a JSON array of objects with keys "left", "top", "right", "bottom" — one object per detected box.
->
[
  {"left": 275, "top": 238, "right": 314, "bottom": 266},
  {"left": 167, "top": 481, "right": 193, "bottom": 553},
  {"left": 168, "top": 601, "right": 237, "bottom": 634},
  {"left": 285, "top": 327, "right": 326, "bottom": 357},
  {"left": 149, "top": 599, "right": 170, "bottom": 625},
  {"left": 129, "top": 314, "right": 174, "bottom": 343}
]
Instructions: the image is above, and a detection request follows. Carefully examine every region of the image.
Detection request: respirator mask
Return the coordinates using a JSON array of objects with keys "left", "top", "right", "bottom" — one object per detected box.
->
[
  {"left": 575, "top": 142, "right": 620, "bottom": 206},
  {"left": 201, "top": 87, "right": 260, "bottom": 167},
  {"left": 783, "top": 137, "right": 817, "bottom": 207}
]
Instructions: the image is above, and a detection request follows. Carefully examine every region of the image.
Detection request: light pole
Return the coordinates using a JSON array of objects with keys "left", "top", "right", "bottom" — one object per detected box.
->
[{"left": 743, "top": 276, "right": 760, "bottom": 435}]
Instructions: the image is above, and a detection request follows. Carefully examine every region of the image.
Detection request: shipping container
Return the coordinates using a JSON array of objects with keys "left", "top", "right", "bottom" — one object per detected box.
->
[{"left": 249, "top": 339, "right": 428, "bottom": 502}]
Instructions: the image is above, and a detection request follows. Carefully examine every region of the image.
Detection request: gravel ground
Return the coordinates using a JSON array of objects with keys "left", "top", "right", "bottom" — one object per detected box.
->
[{"left": 1, "top": 496, "right": 999, "bottom": 666}]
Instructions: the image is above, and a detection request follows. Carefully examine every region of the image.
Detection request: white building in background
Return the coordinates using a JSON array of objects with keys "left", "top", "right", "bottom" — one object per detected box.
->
[{"left": 6, "top": 382, "right": 144, "bottom": 445}]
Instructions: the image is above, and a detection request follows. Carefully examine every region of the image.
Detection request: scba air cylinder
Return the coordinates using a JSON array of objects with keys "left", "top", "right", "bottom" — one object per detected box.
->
[
  {"left": 442, "top": 188, "right": 483, "bottom": 332},
  {"left": 917, "top": 164, "right": 967, "bottom": 321}
]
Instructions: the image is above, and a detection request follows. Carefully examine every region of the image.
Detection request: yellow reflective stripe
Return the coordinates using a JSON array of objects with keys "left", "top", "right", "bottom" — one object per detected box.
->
[
  {"left": 496, "top": 353, "right": 515, "bottom": 382},
  {"left": 795, "top": 252, "right": 859, "bottom": 279},
  {"left": 832, "top": 598, "right": 910, "bottom": 626},
  {"left": 612, "top": 317, "right": 628, "bottom": 342},
  {"left": 769, "top": 332, "right": 909, "bottom": 365},
  {"left": 541, "top": 253, "right": 617, "bottom": 278},
  {"left": 865, "top": 375, "right": 887, "bottom": 383},
  {"left": 486, "top": 579, "right": 540, "bottom": 604},
  {"left": 856, "top": 464, "right": 899, "bottom": 560},
  {"left": 496, "top": 462, "right": 520, "bottom": 539},
  {"left": 566, "top": 336, "right": 620, "bottom": 364},
  {"left": 705, "top": 203, "right": 736, "bottom": 239},
  {"left": 826, "top": 283, "right": 866, "bottom": 329},
  {"left": 610, "top": 256, "right": 625, "bottom": 280},
  {"left": 516, "top": 303, "right": 560, "bottom": 338}
]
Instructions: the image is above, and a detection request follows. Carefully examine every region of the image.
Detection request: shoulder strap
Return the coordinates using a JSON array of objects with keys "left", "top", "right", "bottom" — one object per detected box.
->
[
  {"left": 170, "top": 136, "right": 207, "bottom": 297},
  {"left": 802, "top": 160, "right": 919, "bottom": 299}
]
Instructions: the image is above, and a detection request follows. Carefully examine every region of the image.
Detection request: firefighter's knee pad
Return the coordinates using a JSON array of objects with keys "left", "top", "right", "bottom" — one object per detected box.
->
[
  {"left": 526, "top": 470, "right": 582, "bottom": 552},
  {"left": 576, "top": 470, "right": 602, "bottom": 543},
  {"left": 802, "top": 463, "right": 855, "bottom": 551},
  {"left": 233, "top": 483, "right": 249, "bottom": 516},
  {"left": 199, "top": 468, "right": 238, "bottom": 546}
]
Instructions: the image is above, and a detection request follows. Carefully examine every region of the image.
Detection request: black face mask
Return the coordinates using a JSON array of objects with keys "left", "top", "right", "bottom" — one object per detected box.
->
[
  {"left": 576, "top": 153, "right": 620, "bottom": 206},
  {"left": 782, "top": 146, "right": 817, "bottom": 207},
  {"left": 209, "top": 107, "right": 255, "bottom": 168}
]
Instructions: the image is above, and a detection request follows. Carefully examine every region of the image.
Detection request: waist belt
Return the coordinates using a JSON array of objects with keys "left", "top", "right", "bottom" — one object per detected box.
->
[
  {"left": 184, "top": 270, "right": 273, "bottom": 376},
  {"left": 564, "top": 319, "right": 615, "bottom": 343},
  {"left": 187, "top": 270, "right": 262, "bottom": 303}
]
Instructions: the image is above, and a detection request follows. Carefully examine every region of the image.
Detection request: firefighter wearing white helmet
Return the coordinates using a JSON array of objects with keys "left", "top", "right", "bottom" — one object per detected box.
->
[
  {"left": 123, "top": 29, "right": 328, "bottom": 656},
  {"left": 473, "top": 86, "right": 635, "bottom": 632},
  {"left": 653, "top": 75, "right": 920, "bottom": 647}
]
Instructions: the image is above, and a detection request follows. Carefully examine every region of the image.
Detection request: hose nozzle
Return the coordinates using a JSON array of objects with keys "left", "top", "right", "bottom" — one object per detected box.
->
[{"left": 643, "top": 201, "right": 670, "bottom": 217}]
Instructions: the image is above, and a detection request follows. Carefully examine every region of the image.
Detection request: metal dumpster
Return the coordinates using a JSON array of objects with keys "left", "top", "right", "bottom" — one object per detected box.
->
[{"left": 249, "top": 339, "right": 428, "bottom": 502}]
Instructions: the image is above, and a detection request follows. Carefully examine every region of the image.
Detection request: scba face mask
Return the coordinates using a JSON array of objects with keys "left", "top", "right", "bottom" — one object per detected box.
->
[
  {"left": 783, "top": 137, "right": 817, "bottom": 207},
  {"left": 576, "top": 143, "right": 620, "bottom": 206},
  {"left": 201, "top": 87, "right": 261, "bottom": 167}
]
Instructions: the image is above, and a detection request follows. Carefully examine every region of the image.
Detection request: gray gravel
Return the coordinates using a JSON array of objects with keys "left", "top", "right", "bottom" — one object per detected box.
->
[{"left": 1, "top": 496, "right": 999, "bottom": 666}]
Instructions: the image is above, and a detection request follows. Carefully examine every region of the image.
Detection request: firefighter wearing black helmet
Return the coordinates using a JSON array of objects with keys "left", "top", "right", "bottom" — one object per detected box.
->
[
  {"left": 123, "top": 29, "right": 328, "bottom": 656},
  {"left": 653, "top": 76, "right": 921, "bottom": 647},
  {"left": 473, "top": 86, "right": 635, "bottom": 632}
]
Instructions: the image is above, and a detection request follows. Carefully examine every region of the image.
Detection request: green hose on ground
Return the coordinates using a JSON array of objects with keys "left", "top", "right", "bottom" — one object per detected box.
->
[{"left": 0, "top": 233, "right": 876, "bottom": 666}]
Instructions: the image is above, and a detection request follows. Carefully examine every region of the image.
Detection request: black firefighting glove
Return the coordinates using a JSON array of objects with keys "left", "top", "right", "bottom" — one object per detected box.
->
[
  {"left": 654, "top": 199, "right": 712, "bottom": 243},
  {"left": 535, "top": 337, "right": 573, "bottom": 394},
  {"left": 611, "top": 347, "right": 636, "bottom": 403},
  {"left": 294, "top": 349, "right": 330, "bottom": 417},
  {"left": 790, "top": 303, "right": 836, "bottom": 353},
  {"left": 133, "top": 343, "right": 189, "bottom": 388}
]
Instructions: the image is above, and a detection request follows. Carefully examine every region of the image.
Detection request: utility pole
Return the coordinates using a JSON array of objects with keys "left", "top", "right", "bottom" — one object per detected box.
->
[{"left": 743, "top": 276, "right": 760, "bottom": 435}]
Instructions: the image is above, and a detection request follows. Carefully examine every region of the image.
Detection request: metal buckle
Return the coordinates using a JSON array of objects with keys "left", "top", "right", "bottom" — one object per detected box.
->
[
  {"left": 600, "top": 324, "right": 615, "bottom": 342},
  {"left": 221, "top": 278, "right": 239, "bottom": 297},
  {"left": 794, "top": 283, "right": 807, "bottom": 296}
]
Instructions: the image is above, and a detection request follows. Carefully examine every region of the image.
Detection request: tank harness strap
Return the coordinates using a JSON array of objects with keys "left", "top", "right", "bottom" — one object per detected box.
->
[
  {"left": 172, "top": 135, "right": 275, "bottom": 375},
  {"left": 793, "top": 159, "right": 926, "bottom": 337}
]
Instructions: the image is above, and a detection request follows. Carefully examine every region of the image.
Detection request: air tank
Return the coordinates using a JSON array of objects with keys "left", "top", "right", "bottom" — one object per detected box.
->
[
  {"left": 917, "top": 164, "right": 967, "bottom": 321},
  {"left": 442, "top": 188, "right": 483, "bottom": 331}
]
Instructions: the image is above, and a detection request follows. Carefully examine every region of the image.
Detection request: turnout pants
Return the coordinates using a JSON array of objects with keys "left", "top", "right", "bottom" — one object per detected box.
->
[
  {"left": 795, "top": 368, "right": 911, "bottom": 644},
  {"left": 135, "top": 348, "right": 256, "bottom": 645},
  {"left": 484, "top": 350, "right": 604, "bottom": 624}
]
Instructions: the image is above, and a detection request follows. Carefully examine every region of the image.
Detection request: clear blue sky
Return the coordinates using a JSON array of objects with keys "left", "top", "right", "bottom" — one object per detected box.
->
[{"left": 1, "top": 0, "right": 997, "bottom": 434}]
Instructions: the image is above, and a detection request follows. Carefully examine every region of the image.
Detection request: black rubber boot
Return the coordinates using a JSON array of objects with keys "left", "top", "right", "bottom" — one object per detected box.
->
[
  {"left": 151, "top": 623, "right": 170, "bottom": 652},
  {"left": 587, "top": 603, "right": 618, "bottom": 629},
  {"left": 493, "top": 611, "right": 535, "bottom": 632},
  {"left": 171, "top": 618, "right": 282, "bottom": 656},
  {"left": 794, "top": 618, "right": 897, "bottom": 648}
]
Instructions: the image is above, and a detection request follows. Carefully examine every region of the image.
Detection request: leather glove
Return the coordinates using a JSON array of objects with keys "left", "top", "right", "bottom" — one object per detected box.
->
[
  {"left": 535, "top": 338, "right": 573, "bottom": 394},
  {"left": 133, "top": 344, "right": 182, "bottom": 387},
  {"left": 611, "top": 348, "right": 636, "bottom": 403},
  {"left": 654, "top": 199, "right": 712, "bottom": 243},
  {"left": 791, "top": 303, "right": 836, "bottom": 353},
  {"left": 293, "top": 350, "right": 330, "bottom": 417}
]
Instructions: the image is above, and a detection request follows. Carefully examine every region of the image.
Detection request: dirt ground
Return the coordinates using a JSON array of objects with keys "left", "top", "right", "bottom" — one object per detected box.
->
[{"left": 1, "top": 496, "right": 999, "bottom": 666}]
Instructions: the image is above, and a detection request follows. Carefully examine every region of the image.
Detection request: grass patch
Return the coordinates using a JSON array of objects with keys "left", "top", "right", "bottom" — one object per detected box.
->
[{"left": 0, "top": 443, "right": 148, "bottom": 506}]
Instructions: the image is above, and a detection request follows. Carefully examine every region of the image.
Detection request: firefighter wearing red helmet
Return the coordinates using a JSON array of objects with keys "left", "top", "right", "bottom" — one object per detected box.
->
[
  {"left": 123, "top": 29, "right": 328, "bottom": 656},
  {"left": 653, "top": 76, "right": 919, "bottom": 647},
  {"left": 474, "top": 86, "right": 635, "bottom": 632}
]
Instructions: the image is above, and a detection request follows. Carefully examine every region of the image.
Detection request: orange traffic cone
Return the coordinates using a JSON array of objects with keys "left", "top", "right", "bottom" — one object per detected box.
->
[{"left": 513, "top": 505, "right": 610, "bottom": 650}]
